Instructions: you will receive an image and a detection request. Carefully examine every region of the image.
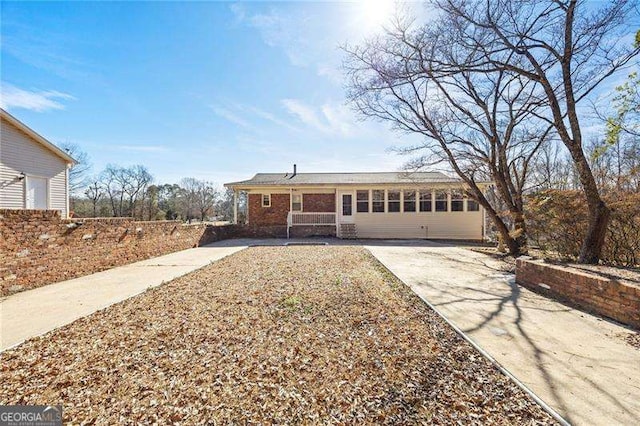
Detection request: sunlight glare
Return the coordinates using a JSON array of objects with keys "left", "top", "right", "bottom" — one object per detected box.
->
[{"left": 358, "top": 0, "right": 395, "bottom": 29}]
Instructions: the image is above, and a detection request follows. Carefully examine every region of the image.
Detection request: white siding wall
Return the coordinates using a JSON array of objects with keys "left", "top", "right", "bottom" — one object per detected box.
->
[
  {"left": 0, "top": 118, "right": 69, "bottom": 217},
  {"left": 354, "top": 211, "right": 483, "bottom": 239}
]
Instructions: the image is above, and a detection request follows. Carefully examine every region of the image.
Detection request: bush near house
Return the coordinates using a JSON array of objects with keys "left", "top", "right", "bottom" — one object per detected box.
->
[{"left": 526, "top": 190, "right": 640, "bottom": 267}]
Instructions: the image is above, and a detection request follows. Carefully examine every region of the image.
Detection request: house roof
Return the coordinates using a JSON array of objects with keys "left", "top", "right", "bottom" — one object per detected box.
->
[
  {"left": 0, "top": 108, "right": 76, "bottom": 164},
  {"left": 225, "top": 171, "right": 469, "bottom": 188}
]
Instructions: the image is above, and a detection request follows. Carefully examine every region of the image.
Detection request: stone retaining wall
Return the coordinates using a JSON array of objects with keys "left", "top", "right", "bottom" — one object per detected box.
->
[
  {"left": 0, "top": 209, "right": 237, "bottom": 296},
  {"left": 516, "top": 258, "right": 640, "bottom": 329}
]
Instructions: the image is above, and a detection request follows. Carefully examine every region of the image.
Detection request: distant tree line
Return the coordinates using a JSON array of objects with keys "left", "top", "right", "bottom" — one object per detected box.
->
[{"left": 66, "top": 160, "right": 242, "bottom": 222}]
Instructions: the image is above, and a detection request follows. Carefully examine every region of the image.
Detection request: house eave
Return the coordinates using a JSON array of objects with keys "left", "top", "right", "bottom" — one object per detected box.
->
[{"left": 0, "top": 108, "right": 77, "bottom": 165}]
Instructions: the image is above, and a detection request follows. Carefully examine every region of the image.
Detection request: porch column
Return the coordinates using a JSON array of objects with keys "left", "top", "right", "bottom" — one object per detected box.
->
[{"left": 233, "top": 190, "right": 238, "bottom": 224}]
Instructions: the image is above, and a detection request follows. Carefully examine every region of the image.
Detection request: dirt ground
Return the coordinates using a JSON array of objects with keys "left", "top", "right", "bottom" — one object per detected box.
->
[{"left": 0, "top": 246, "right": 555, "bottom": 424}]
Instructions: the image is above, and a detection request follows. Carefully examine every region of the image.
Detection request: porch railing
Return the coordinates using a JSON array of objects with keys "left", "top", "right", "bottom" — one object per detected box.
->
[{"left": 287, "top": 212, "right": 336, "bottom": 226}]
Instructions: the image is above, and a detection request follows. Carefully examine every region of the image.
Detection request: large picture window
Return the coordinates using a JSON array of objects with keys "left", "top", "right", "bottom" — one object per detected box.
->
[
  {"left": 403, "top": 190, "right": 416, "bottom": 212},
  {"left": 372, "top": 190, "right": 385, "bottom": 213},
  {"left": 451, "top": 190, "right": 464, "bottom": 211},
  {"left": 388, "top": 190, "right": 400, "bottom": 212},
  {"left": 356, "top": 190, "right": 369, "bottom": 213},
  {"left": 435, "top": 191, "right": 448, "bottom": 212},
  {"left": 419, "top": 190, "right": 432, "bottom": 212}
]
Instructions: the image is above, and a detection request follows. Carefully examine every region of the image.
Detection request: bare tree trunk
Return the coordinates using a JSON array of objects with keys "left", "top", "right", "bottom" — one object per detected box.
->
[{"left": 566, "top": 144, "right": 611, "bottom": 263}]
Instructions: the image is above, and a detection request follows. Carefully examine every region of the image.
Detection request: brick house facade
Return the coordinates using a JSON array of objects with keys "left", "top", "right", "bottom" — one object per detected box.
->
[{"left": 226, "top": 171, "right": 489, "bottom": 240}]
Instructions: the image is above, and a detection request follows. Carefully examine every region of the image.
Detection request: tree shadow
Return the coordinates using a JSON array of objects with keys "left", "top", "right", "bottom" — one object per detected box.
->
[{"left": 412, "top": 266, "right": 639, "bottom": 424}]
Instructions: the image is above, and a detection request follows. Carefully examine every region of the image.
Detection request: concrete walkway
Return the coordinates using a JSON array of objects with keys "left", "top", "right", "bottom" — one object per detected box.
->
[
  {"left": 366, "top": 242, "right": 640, "bottom": 426},
  {"left": 0, "top": 244, "right": 246, "bottom": 351}
]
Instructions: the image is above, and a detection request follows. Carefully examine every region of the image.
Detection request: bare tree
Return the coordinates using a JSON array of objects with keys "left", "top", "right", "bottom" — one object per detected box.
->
[
  {"left": 122, "top": 165, "right": 153, "bottom": 219},
  {"left": 99, "top": 164, "right": 153, "bottom": 218},
  {"left": 431, "top": 0, "right": 640, "bottom": 262},
  {"left": 100, "top": 165, "right": 125, "bottom": 217},
  {"left": 84, "top": 180, "right": 104, "bottom": 217},
  {"left": 344, "top": 15, "right": 552, "bottom": 255},
  {"left": 194, "top": 180, "right": 219, "bottom": 221},
  {"left": 60, "top": 142, "right": 92, "bottom": 195},
  {"left": 179, "top": 178, "right": 219, "bottom": 221}
]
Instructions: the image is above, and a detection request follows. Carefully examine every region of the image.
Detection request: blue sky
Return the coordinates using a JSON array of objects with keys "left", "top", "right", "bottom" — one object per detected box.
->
[
  {"left": 1, "top": 1, "right": 636, "bottom": 187},
  {"left": 1, "top": 1, "right": 428, "bottom": 186}
]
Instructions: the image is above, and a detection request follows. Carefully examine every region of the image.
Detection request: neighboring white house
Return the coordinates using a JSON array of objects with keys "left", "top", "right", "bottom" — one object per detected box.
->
[{"left": 0, "top": 109, "right": 75, "bottom": 218}]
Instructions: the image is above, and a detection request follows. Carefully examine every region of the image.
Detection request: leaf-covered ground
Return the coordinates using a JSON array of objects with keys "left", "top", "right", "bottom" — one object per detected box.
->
[{"left": 0, "top": 246, "right": 555, "bottom": 424}]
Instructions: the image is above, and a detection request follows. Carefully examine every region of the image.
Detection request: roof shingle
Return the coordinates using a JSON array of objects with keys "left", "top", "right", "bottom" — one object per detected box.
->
[{"left": 225, "top": 171, "right": 462, "bottom": 187}]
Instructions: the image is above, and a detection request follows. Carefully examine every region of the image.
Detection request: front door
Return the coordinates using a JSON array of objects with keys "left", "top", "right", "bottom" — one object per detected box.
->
[{"left": 338, "top": 191, "right": 354, "bottom": 224}]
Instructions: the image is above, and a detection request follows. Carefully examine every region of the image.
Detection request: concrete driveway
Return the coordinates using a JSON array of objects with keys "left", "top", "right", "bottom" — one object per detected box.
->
[
  {"left": 366, "top": 241, "right": 640, "bottom": 426},
  {"left": 0, "top": 244, "right": 246, "bottom": 351}
]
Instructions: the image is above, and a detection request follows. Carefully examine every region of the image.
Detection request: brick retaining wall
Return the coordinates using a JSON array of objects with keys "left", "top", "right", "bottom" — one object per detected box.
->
[
  {"left": 516, "top": 258, "right": 640, "bottom": 329},
  {"left": 0, "top": 209, "right": 237, "bottom": 296}
]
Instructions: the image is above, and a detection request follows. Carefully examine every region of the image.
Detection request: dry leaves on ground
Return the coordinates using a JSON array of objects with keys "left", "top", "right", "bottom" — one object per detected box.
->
[{"left": 0, "top": 246, "right": 556, "bottom": 424}]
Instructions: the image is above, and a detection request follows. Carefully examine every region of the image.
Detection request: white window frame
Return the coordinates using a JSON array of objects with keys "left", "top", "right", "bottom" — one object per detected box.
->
[
  {"left": 466, "top": 196, "right": 480, "bottom": 212},
  {"left": 403, "top": 190, "right": 417, "bottom": 213},
  {"left": 435, "top": 190, "right": 448, "bottom": 212},
  {"left": 291, "top": 193, "right": 302, "bottom": 212},
  {"left": 419, "top": 189, "right": 432, "bottom": 212},
  {"left": 451, "top": 189, "right": 464, "bottom": 212},
  {"left": 262, "top": 194, "right": 271, "bottom": 207},
  {"left": 356, "top": 190, "right": 369, "bottom": 213},
  {"left": 387, "top": 189, "right": 401, "bottom": 213},
  {"left": 371, "top": 189, "right": 385, "bottom": 213}
]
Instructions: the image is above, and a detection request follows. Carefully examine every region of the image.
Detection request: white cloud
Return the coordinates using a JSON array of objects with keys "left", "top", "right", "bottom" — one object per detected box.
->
[
  {"left": 248, "top": 106, "right": 301, "bottom": 132},
  {"left": 210, "top": 102, "right": 302, "bottom": 133},
  {"left": 210, "top": 105, "right": 252, "bottom": 128},
  {"left": 281, "top": 99, "right": 326, "bottom": 131},
  {"left": 0, "top": 82, "right": 75, "bottom": 112},
  {"left": 230, "top": 3, "right": 344, "bottom": 81},
  {"left": 229, "top": 2, "right": 431, "bottom": 85},
  {"left": 281, "top": 98, "right": 357, "bottom": 136}
]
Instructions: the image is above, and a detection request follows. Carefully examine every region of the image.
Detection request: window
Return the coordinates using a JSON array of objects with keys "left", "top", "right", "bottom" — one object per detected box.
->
[
  {"left": 467, "top": 198, "right": 480, "bottom": 211},
  {"left": 356, "top": 190, "right": 369, "bottom": 213},
  {"left": 261, "top": 194, "right": 271, "bottom": 207},
  {"left": 292, "top": 193, "right": 302, "bottom": 211},
  {"left": 451, "top": 190, "right": 464, "bottom": 212},
  {"left": 388, "top": 190, "right": 400, "bottom": 212},
  {"left": 419, "top": 190, "right": 432, "bottom": 212},
  {"left": 342, "top": 194, "right": 353, "bottom": 216},
  {"left": 403, "top": 190, "right": 416, "bottom": 212},
  {"left": 372, "top": 190, "right": 385, "bottom": 213},
  {"left": 435, "top": 191, "right": 448, "bottom": 212}
]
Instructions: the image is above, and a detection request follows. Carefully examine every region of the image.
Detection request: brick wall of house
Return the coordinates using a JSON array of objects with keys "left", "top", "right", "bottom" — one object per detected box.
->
[
  {"left": 302, "top": 193, "right": 335, "bottom": 213},
  {"left": 516, "top": 258, "right": 640, "bottom": 329},
  {"left": 248, "top": 193, "right": 338, "bottom": 226},
  {"left": 0, "top": 209, "right": 237, "bottom": 296},
  {"left": 248, "top": 193, "right": 290, "bottom": 226}
]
